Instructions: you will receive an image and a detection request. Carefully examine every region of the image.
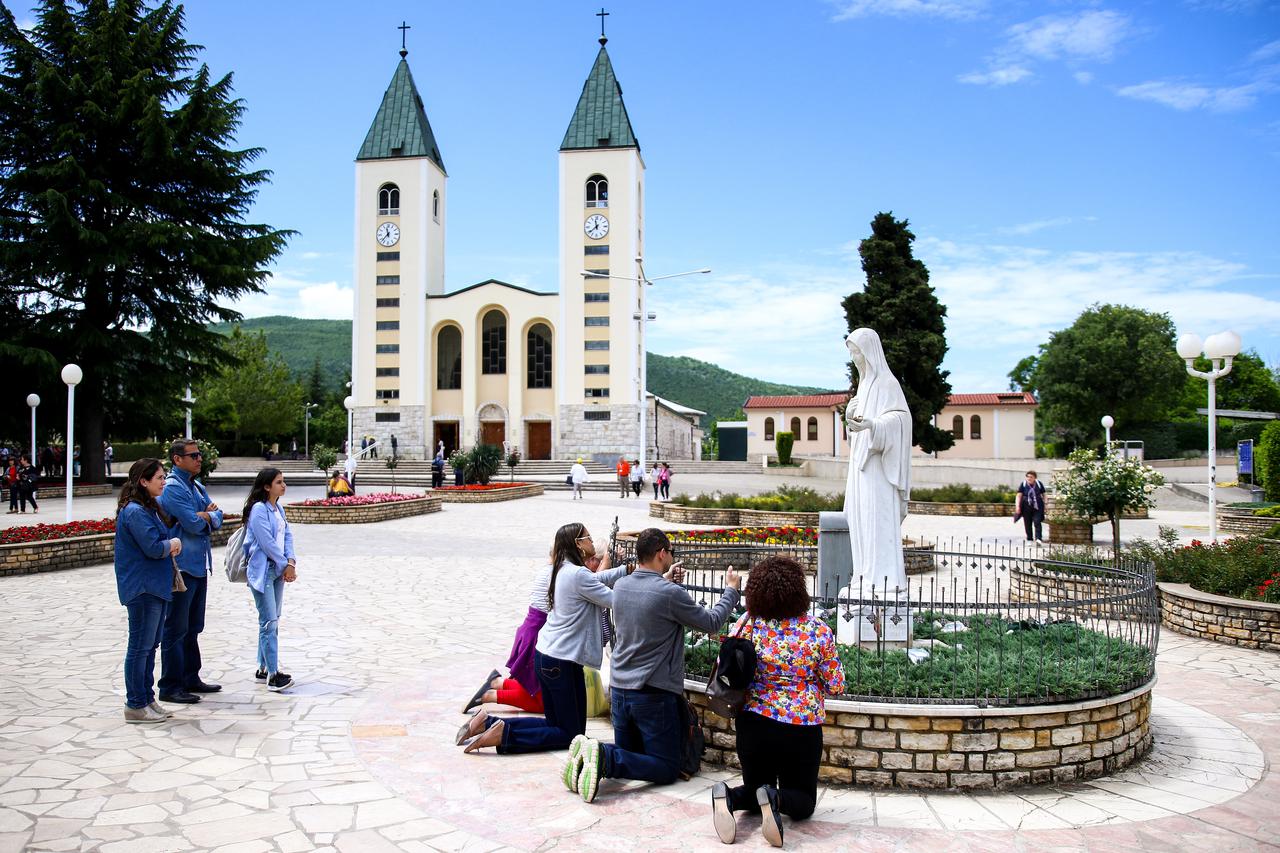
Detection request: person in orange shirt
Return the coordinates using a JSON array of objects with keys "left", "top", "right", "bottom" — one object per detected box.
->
[{"left": 615, "top": 457, "right": 631, "bottom": 498}]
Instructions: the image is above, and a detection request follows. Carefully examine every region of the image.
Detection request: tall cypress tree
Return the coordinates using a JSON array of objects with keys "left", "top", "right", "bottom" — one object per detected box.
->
[
  {"left": 0, "top": 0, "right": 291, "bottom": 478},
  {"left": 842, "top": 212, "right": 954, "bottom": 454}
]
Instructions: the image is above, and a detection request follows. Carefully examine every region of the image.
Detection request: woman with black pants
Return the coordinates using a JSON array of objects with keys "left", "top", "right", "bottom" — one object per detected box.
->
[{"left": 711, "top": 556, "right": 845, "bottom": 847}]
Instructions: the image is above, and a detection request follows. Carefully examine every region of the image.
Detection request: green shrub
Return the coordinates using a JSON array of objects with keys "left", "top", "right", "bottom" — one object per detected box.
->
[
  {"left": 775, "top": 431, "right": 795, "bottom": 466},
  {"left": 112, "top": 442, "right": 166, "bottom": 463},
  {"left": 311, "top": 444, "right": 337, "bottom": 474},
  {"left": 910, "top": 484, "right": 1015, "bottom": 504},
  {"left": 1258, "top": 421, "right": 1280, "bottom": 502},
  {"left": 1131, "top": 528, "right": 1278, "bottom": 599},
  {"left": 464, "top": 444, "right": 503, "bottom": 485},
  {"left": 670, "top": 485, "right": 843, "bottom": 513},
  {"left": 159, "top": 438, "right": 219, "bottom": 479},
  {"left": 1264, "top": 522, "right": 1280, "bottom": 540}
]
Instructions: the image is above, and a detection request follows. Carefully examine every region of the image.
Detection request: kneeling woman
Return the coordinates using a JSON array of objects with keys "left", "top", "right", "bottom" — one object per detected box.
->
[
  {"left": 243, "top": 468, "right": 298, "bottom": 692},
  {"left": 458, "top": 522, "right": 624, "bottom": 753}
]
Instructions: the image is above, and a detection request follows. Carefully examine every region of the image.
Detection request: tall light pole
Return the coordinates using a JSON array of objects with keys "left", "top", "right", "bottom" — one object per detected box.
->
[
  {"left": 182, "top": 386, "right": 196, "bottom": 440},
  {"left": 582, "top": 263, "right": 710, "bottom": 474},
  {"left": 304, "top": 402, "right": 317, "bottom": 460},
  {"left": 61, "top": 364, "right": 82, "bottom": 522},
  {"left": 343, "top": 395, "right": 355, "bottom": 459},
  {"left": 26, "top": 394, "right": 40, "bottom": 470},
  {"left": 1177, "top": 330, "right": 1241, "bottom": 543},
  {"left": 1101, "top": 415, "right": 1114, "bottom": 450}
]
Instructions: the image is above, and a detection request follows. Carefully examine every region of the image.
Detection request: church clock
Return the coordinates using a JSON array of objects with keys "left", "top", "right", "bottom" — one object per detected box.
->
[
  {"left": 376, "top": 222, "right": 401, "bottom": 247},
  {"left": 584, "top": 214, "right": 609, "bottom": 239}
]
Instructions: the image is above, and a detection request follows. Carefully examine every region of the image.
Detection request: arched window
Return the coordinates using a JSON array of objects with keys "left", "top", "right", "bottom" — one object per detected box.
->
[
  {"left": 790, "top": 417, "right": 801, "bottom": 436},
  {"left": 585, "top": 174, "right": 609, "bottom": 208},
  {"left": 527, "top": 324, "right": 552, "bottom": 389},
  {"left": 970, "top": 415, "right": 982, "bottom": 440},
  {"left": 952, "top": 415, "right": 964, "bottom": 439},
  {"left": 764, "top": 417, "right": 775, "bottom": 441},
  {"left": 482, "top": 310, "right": 507, "bottom": 374},
  {"left": 807, "top": 417, "right": 819, "bottom": 441},
  {"left": 436, "top": 326, "right": 461, "bottom": 390},
  {"left": 378, "top": 184, "right": 400, "bottom": 216},
  {"left": 432, "top": 190, "right": 440, "bottom": 220}
]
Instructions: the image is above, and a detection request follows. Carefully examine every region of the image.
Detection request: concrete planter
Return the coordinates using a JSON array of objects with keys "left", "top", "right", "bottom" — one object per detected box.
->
[
  {"left": 1159, "top": 583, "right": 1280, "bottom": 651},
  {"left": 649, "top": 503, "right": 820, "bottom": 527},
  {"left": 907, "top": 502, "right": 1012, "bottom": 518},
  {"left": 283, "top": 496, "right": 441, "bottom": 524},
  {"left": 1216, "top": 509, "right": 1277, "bottom": 536},
  {"left": 1047, "top": 519, "right": 1094, "bottom": 545},
  {"left": 1, "top": 517, "right": 243, "bottom": 577},
  {"left": 429, "top": 483, "right": 544, "bottom": 503}
]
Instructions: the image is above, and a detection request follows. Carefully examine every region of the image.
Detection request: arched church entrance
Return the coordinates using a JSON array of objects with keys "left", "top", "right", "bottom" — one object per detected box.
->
[{"left": 477, "top": 404, "right": 506, "bottom": 448}]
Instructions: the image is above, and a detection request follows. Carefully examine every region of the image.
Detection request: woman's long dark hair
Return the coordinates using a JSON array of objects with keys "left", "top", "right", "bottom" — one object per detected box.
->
[
  {"left": 117, "top": 458, "right": 166, "bottom": 519},
  {"left": 243, "top": 467, "right": 283, "bottom": 521},
  {"left": 546, "top": 522, "right": 587, "bottom": 610}
]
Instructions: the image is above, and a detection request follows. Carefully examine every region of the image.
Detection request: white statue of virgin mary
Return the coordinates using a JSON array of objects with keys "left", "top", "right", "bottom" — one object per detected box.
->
[{"left": 843, "top": 328, "right": 912, "bottom": 592}]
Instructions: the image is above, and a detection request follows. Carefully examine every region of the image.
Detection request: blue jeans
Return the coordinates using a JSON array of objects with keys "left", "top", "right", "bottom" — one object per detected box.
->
[
  {"left": 603, "top": 687, "right": 683, "bottom": 784},
  {"left": 159, "top": 572, "right": 207, "bottom": 693},
  {"left": 124, "top": 594, "right": 167, "bottom": 709},
  {"left": 252, "top": 574, "right": 286, "bottom": 674},
  {"left": 498, "top": 651, "right": 586, "bottom": 754}
]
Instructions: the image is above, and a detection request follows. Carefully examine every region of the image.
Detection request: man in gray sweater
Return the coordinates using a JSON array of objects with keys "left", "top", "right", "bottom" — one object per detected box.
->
[{"left": 567, "top": 528, "right": 741, "bottom": 803}]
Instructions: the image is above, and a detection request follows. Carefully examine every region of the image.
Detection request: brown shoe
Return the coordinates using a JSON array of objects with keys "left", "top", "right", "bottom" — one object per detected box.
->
[
  {"left": 455, "top": 709, "right": 488, "bottom": 746},
  {"left": 463, "top": 719, "right": 504, "bottom": 754}
]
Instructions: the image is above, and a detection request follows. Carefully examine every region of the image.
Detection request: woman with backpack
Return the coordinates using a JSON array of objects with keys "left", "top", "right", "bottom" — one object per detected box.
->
[{"left": 243, "top": 467, "right": 298, "bottom": 692}]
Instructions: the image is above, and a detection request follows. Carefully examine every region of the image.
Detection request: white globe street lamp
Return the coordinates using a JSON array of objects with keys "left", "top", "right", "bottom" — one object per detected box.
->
[
  {"left": 1177, "top": 330, "right": 1241, "bottom": 542},
  {"left": 61, "top": 364, "right": 83, "bottom": 522},
  {"left": 26, "top": 393, "right": 40, "bottom": 472},
  {"left": 1101, "top": 415, "right": 1114, "bottom": 449}
]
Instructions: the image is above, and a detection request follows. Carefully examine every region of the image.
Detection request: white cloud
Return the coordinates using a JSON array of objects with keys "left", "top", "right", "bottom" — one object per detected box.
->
[
  {"left": 228, "top": 273, "right": 353, "bottom": 320},
  {"left": 1250, "top": 39, "right": 1280, "bottom": 63},
  {"left": 1074, "top": 70, "right": 1095, "bottom": 85},
  {"left": 1116, "top": 79, "right": 1271, "bottom": 112},
  {"left": 996, "top": 216, "right": 1097, "bottom": 236},
  {"left": 960, "top": 9, "right": 1132, "bottom": 88},
  {"left": 958, "top": 65, "right": 1033, "bottom": 86},
  {"left": 830, "top": 0, "right": 987, "bottom": 21}
]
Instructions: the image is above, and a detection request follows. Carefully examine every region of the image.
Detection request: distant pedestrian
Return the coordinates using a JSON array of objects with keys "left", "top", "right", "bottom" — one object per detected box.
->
[
  {"left": 650, "top": 462, "right": 662, "bottom": 500},
  {"left": 344, "top": 452, "right": 358, "bottom": 493},
  {"left": 368, "top": 435, "right": 378, "bottom": 459},
  {"left": 390, "top": 434, "right": 398, "bottom": 459},
  {"left": 290, "top": 437, "right": 298, "bottom": 461},
  {"left": 17, "top": 456, "right": 38, "bottom": 514},
  {"left": 41, "top": 445, "right": 55, "bottom": 478},
  {"left": 4, "top": 458, "right": 19, "bottom": 514},
  {"left": 432, "top": 445, "right": 445, "bottom": 489},
  {"left": 243, "top": 467, "right": 298, "bottom": 692},
  {"left": 1014, "top": 470, "right": 1046, "bottom": 544},
  {"left": 569, "top": 458, "right": 588, "bottom": 500},
  {"left": 72, "top": 445, "right": 80, "bottom": 477},
  {"left": 104, "top": 441, "right": 114, "bottom": 476},
  {"left": 629, "top": 460, "right": 643, "bottom": 497},
  {"left": 615, "top": 457, "right": 630, "bottom": 498},
  {"left": 659, "top": 462, "right": 673, "bottom": 500}
]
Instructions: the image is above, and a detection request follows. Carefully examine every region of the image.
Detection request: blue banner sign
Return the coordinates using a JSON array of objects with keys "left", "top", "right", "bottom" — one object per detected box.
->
[{"left": 1238, "top": 440, "right": 1253, "bottom": 475}]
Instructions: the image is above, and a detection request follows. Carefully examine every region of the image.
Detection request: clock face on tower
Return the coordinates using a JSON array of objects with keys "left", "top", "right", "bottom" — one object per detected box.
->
[
  {"left": 584, "top": 214, "right": 609, "bottom": 240},
  {"left": 376, "top": 222, "right": 400, "bottom": 247}
]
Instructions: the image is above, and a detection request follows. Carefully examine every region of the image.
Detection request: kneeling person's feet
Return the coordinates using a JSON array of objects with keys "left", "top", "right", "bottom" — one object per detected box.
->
[
  {"left": 757, "top": 785, "right": 783, "bottom": 848},
  {"left": 711, "top": 781, "right": 736, "bottom": 844},
  {"left": 563, "top": 734, "right": 589, "bottom": 792},
  {"left": 267, "top": 673, "right": 293, "bottom": 692},
  {"left": 577, "top": 739, "right": 603, "bottom": 803}
]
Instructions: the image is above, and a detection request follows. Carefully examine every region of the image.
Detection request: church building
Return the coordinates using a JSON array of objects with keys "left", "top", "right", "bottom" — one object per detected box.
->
[{"left": 348, "top": 31, "right": 701, "bottom": 461}]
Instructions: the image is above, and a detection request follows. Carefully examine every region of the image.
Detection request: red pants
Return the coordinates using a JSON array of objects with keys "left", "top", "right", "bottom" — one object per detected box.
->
[{"left": 495, "top": 678, "right": 543, "bottom": 713}]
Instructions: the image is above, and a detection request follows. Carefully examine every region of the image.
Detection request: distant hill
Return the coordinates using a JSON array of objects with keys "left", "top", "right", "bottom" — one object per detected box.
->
[{"left": 209, "top": 316, "right": 828, "bottom": 421}]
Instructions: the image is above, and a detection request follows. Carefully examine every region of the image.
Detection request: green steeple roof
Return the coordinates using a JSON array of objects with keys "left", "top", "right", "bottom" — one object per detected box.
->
[
  {"left": 356, "top": 59, "right": 446, "bottom": 171},
  {"left": 560, "top": 46, "right": 639, "bottom": 152}
]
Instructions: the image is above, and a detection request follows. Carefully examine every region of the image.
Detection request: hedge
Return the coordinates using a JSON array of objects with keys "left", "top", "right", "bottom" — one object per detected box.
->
[{"left": 1259, "top": 421, "right": 1280, "bottom": 502}]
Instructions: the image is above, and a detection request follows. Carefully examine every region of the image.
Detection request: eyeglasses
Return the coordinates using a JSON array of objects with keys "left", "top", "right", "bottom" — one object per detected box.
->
[
  {"left": 575, "top": 534, "right": 593, "bottom": 542},
  {"left": 182, "top": 452, "right": 203, "bottom": 459}
]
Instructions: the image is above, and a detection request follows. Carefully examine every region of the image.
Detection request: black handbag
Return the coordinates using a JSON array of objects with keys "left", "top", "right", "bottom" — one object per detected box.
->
[{"left": 705, "top": 613, "right": 756, "bottom": 719}]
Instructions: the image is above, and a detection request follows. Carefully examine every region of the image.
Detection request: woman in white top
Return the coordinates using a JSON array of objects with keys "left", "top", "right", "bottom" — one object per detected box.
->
[{"left": 243, "top": 468, "right": 298, "bottom": 693}]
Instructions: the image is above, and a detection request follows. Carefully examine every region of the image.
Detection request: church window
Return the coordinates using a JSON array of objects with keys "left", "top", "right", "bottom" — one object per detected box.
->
[
  {"left": 376, "top": 321, "right": 399, "bottom": 331},
  {"left": 482, "top": 310, "right": 507, "bottom": 374},
  {"left": 585, "top": 341, "right": 609, "bottom": 351},
  {"left": 436, "top": 326, "right": 462, "bottom": 389},
  {"left": 584, "top": 410, "right": 611, "bottom": 421},
  {"left": 807, "top": 417, "right": 819, "bottom": 441},
  {"left": 586, "top": 175, "right": 608, "bottom": 208},
  {"left": 376, "top": 298, "right": 400, "bottom": 308},
  {"left": 376, "top": 344, "right": 399, "bottom": 354},
  {"left": 375, "top": 389, "right": 400, "bottom": 400},
  {"left": 970, "top": 415, "right": 982, "bottom": 440},
  {"left": 585, "top": 365, "right": 610, "bottom": 374},
  {"left": 584, "top": 245, "right": 609, "bottom": 256},
  {"left": 377, "top": 251, "right": 400, "bottom": 262},
  {"left": 432, "top": 190, "right": 440, "bottom": 221},
  {"left": 378, "top": 184, "right": 400, "bottom": 216},
  {"left": 586, "top": 388, "right": 610, "bottom": 398},
  {"left": 952, "top": 415, "right": 964, "bottom": 439},
  {"left": 375, "top": 413, "right": 400, "bottom": 422},
  {"left": 584, "top": 316, "right": 609, "bottom": 327},
  {"left": 376, "top": 367, "right": 400, "bottom": 377},
  {"left": 585, "top": 268, "right": 609, "bottom": 279},
  {"left": 790, "top": 417, "right": 801, "bottom": 436},
  {"left": 764, "top": 418, "right": 775, "bottom": 441},
  {"left": 585, "top": 292, "right": 609, "bottom": 302},
  {"left": 376, "top": 275, "right": 400, "bottom": 285},
  {"left": 527, "top": 323, "right": 553, "bottom": 389}
]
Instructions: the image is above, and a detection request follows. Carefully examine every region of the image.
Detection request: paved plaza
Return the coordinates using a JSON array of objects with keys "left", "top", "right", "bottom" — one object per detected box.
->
[{"left": 1, "top": 479, "right": 1278, "bottom": 851}]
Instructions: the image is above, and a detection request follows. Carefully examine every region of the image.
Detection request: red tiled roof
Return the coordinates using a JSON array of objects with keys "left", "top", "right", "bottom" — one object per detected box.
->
[
  {"left": 744, "top": 393, "right": 850, "bottom": 409},
  {"left": 947, "top": 392, "right": 1038, "bottom": 406}
]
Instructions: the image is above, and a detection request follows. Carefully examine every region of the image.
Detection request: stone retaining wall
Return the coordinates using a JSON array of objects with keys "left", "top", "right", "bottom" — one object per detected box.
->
[
  {"left": 907, "top": 502, "right": 1011, "bottom": 517},
  {"left": 1216, "top": 510, "right": 1277, "bottom": 536},
  {"left": 1, "top": 517, "right": 242, "bottom": 577},
  {"left": 429, "top": 483, "right": 544, "bottom": 503},
  {"left": 1159, "top": 583, "right": 1280, "bottom": 651},
  {"left": 649, "top": 503, "right": 822, "bottom": 527},
  {"left": 25, "top": 484, "right": 114, "bottom": 499},
  {"left": 688, "top": 681, "right": 1153, "bottom": 791},
  {"left": 1047, "top": 520, "right": 1094, "bottom": 545},
  {"left": 283, "top": 496, "right": 441, "bottom": 524}
]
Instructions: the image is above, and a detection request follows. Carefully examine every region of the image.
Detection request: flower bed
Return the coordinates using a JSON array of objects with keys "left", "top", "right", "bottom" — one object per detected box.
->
[
  {"left": 284, "top": 494, "right": 441, "bottom": 524},
  {"left": 623, "top": 528, "right": 935, "bottom": 576},
  {"left": 295, "top": 492, "right": 423, "bottom": 507},
  {"left": 0, "top": 518, "right": 116, "bottom": 545},
  {"left": 671, "top": 526, "right": 816, "bottom": 546},
  {"left": 1, "top": 516, "right": 242, "bottom": 577},
  {"left": 431, "top": 482, "right": 534, "bottom": 491},
  {"left": 429, "top": 482, "right": 544, "bottom": 503}
]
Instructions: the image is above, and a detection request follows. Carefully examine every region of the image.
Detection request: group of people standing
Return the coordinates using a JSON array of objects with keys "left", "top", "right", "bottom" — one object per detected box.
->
[
  {"left": 3, "top": 453, "right": 39, "bottom": 514},
  {"left": 611, "top": 457, "right": 673, "bottom": 500},
  {"left": 456, "top": 524, "right": 842, "bottom": 847},
  {"left": 112, "top": 439, "right": 299, "bottom": 723}
]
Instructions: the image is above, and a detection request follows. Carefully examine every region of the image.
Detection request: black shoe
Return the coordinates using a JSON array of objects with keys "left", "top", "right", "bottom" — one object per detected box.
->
[
  {"left": 711, "top": 781, "right": 736, "bottom": 844},
  {"left": 255, "top": 668, "right": 268, "bottom": 681},
  {"left": 267, "top": 673, "right": 294, "bottom": 692},
  {"left": 756, "top": 785, "right": 783, "bottom": 848},
  {"left": 464, "top": 669, "right": 500, "bottom": 713},
  {"left": 158, "top": 691, "right": 201, "bottom": 704},
  {"left": 187, "top": 681, "right": 222, "bottom": 693}
]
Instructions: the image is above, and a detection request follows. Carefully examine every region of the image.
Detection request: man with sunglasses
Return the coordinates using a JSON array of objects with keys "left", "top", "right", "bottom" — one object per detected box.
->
[{"left": 157, "top": 439, "right": 224, "bottom": 704}]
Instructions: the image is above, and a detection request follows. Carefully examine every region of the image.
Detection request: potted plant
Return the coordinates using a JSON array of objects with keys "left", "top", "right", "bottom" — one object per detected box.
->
[
  {"left": 448, "top": 449, "right": 469, "bottom": 486},
  {"left": 311, "top": 444, "right": 337, "bottom": 475},
  {"left": 465, "top": 444, "right": 503, "bottom": 486},
  {"left": 385, "top": 454, "right": 399, "bottom": 494},
  {"left": 1053, "top": 447, "right": 1164, "bottom": 553},
  {"left": 506, "top": 448, "right": 522, "bottom": 482}
]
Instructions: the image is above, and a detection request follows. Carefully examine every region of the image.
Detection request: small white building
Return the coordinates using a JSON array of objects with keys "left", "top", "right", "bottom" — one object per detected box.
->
[
  {"left": 743, "top": 393, "right": 852, "bottom": 460},
  {"left": 915, "top": 393, "right": 1038, "bottom": 459}
]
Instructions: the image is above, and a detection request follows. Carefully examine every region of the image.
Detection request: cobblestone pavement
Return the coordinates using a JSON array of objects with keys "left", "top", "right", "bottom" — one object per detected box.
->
[{"left": 1, "top": 487, "right": 1276, "bottom": 851}]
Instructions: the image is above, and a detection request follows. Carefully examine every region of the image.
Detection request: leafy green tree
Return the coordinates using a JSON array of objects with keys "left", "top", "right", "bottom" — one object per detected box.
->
[
  {"left": 194, "top": 327, "right": 303, "bottom": 442},
  {"left": 1258, "top": 421, "right": 1280, "bottom": 502},
  {"left": 311, "top": 443, "right": 337, "bottom": 476},
  {"left": 1170, "top": 351, "right": 1280, "bottom": 417},
  {"left": 0, "top": 0, "right": 291, "bottom": 477},
  {"left": 1053, "top": 448, "right": 1164, "bottom": 553},
  {"left": 1008, "top": 355, "right": 1039, "bottom": 393},
  {"left": 842, "top": 213, "right": 954, "bottom": 453},
  {"left": 306, "top": 356, "right": 326, "bottom": 406},
  {"left": 1020, "top": 305, "right": 1186, "bottom": 448}
]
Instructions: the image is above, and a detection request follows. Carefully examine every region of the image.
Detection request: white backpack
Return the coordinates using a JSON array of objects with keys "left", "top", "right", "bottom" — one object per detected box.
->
[{"left": 223, "top": 525, "right": 249, "bottom": 583}]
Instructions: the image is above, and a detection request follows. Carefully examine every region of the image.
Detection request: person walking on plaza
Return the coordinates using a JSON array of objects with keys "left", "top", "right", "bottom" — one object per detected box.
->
[
  {"left": 432, "top": 444, "right": 445, "bottom": 488},
  {"left": 659, "top": 462, "right": 673, "bottom": 500},
  {"left": 104, "top": 440, "right": 114, "bottom": 476},
  {"left": 390, "top": 434, "right": 398, "bottom": 459},
  {"left": 157, "top": 439, "right": 223, "bottom": 704},
  {"left": 569, "top": 458, "right": 588, "bottom": 500},
  {"left": 368, "top": 435, "right": 378, "bottom": 459},
  {"left": 4, "top": 457, "right": 18, "bottom": 514},
  {"left": 629, "top": 460, "right": 643, "bottom": 497},
  {"left": 17, "top": 456, "right": 38, "bottom": 514},
  {"left": 650, "top": 461, "right": 662, "bottom": 501},
  {"left": 290, "top": 437, "right": 298, "bottom": 461},
  {"left": 710, "top": 556, "right": 844, "bottom": 847},
  {"left": 456, "top": 522, "right": 625, "bottom": 754},
  {"left": 41, "top": 445, "right": 55, "bottom": 478},
  {"left": 114, "top": 459, "right": 182, "bottom": 723},
  {"left": 1014, "top": 470, "right": 1046, "bottom": 545},
  {"left": 615, "top": 456, "right": 630, "bottom": 498},
  {"left": 243, "top": 467, "right": 298, "bottom": 692},
  {"left": 567, "top": 528, "right": 740, "bottom": 804}
]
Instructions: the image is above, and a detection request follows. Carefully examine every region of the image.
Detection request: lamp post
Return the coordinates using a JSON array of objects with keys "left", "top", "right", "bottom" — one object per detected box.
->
[
  {"left": 304, "top": 402, "right": 317, "bottom": 460},
  {"left": 1101, "top": 415, "right": 1114, "bottom": 450},
  {"left": 343, "top": 395, "right": 354, "bottom": 459},
  {"left": 1177, "top": 330, "right": 1242, "bottom": 543},
  {"left": 61, "top": 364, "right": 82, "bottom": 522},
  {"left": 182, "top": 386, "right": 196, "bottom": 440},
  {"left": 26, "top": 394, "right": 39, "bottom": 470},
  {"left": 582, "top": 264, "right": 710, "bottom": 474}
]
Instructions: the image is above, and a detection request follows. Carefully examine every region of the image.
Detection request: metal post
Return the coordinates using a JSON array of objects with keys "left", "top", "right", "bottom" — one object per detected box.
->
[
  {"left": 27, "top": 394, "right": 39, "bottom": 470},
  {"left": 184, "top": 385, "right": 193, "bottom": 439},
  {"left": 305, "top": 408, "right": 311, "bottom": 459},
  {"left": 1208, "top": 372, "right": 1217, "bottom": 543},
  {"left": 66, "top": 384, "right": 74, "bottom": 522}
]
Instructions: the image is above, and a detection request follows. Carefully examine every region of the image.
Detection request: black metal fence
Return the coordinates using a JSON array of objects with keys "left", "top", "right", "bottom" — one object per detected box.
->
[{"left": 614, "top": 537, "right": 1159, "bottom": 707}]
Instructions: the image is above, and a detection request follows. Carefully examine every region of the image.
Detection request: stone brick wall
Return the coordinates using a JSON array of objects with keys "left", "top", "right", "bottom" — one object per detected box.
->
[
  {"left": 559, "top": 403, "right": 642, "bottom": 462},
  {"left": 1, "top": 516, "right": 242, "bottom": 577},
  {"left": 1159, "top": 583, "right": 1280, "bottom": 651},
  {"left": 688, "top": 682, "right": 1152, "bottom": 790},
  {"left": 1047, "top": 520, "right": 1094, "bottom": 545},
  {"left": 1217, "top": 510, "right": 1276, "bottom": 536},
  {"left": 283, "top": 496, "right": 442, "bottom": 525},
  {"left": 25, "top": 484, "right": 114, "bottom": 500},
  {"left": 429, "top": 483, "right": 544, "bottom": 503},
  {"left": 650, "top": 504, "right": 822, "bottom": 527},
  {"left": 907, "top": 502, "right": 1011, "bottom": 517},
  {"left": 1008, "top": 564, "right": 1146, "bottom": 615}
]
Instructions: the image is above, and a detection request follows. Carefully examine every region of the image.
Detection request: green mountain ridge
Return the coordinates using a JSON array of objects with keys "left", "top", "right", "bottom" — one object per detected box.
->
[{"left": 210, "top": 316, "right": 829, "bottom": 424}]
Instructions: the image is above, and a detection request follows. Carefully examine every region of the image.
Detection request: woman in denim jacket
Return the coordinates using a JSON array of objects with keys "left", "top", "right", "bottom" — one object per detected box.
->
[
  {"left": 243, "top": 467, "right": 297, "bottom": 692},
  {"left": 114, "top": 459, "right": 182, "bottom": 723}
]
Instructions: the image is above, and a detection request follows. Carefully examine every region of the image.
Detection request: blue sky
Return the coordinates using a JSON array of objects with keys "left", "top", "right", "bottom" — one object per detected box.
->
[{"left": 17, "top": 0, "right": 1280, "bottom": 391}]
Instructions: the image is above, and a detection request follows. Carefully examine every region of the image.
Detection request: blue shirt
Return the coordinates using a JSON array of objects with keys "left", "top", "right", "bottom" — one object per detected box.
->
[
  {"left": 113, "top": 502, "right": 177, "bottom": 605},
  {"left": 158, "top": 467, "right": 223, "bottom": 577},
  {"left": 246, "top": 501, "right": 295, "bottom": 593}
]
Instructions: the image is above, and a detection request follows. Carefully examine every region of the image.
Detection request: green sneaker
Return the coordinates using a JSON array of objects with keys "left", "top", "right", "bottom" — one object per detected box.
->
[
  {"left": 577, "top": 738, "right": 603, "bottom": 803},
  {"left": 562, "top": 734, "right": 589, "bottom": 792}
]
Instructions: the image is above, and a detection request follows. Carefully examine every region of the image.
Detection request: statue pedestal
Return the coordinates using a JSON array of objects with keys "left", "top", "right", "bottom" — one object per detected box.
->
[{"left": 836, "top": 601, "right": 913, "bottom": 649}]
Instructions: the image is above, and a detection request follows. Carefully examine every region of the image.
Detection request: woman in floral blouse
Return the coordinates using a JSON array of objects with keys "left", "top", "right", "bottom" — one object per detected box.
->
[{"left": 711, "top": 556, "right": 844, "bottom": 848}]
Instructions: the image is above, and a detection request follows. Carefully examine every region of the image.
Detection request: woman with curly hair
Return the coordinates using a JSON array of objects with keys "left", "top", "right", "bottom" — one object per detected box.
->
[{"left": 710, "top": 556, "right": 844, "bottom": 848}]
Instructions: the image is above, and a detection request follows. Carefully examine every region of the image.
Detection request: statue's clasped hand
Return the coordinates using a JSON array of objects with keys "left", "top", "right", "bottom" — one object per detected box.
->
[{"left": 846, "top": 415, "right": 871, "bottom": 433}]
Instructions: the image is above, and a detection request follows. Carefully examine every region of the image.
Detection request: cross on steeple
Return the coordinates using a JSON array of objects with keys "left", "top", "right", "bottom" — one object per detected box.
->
[
  {"left": 596, "top": 8, "right": 609, "bottom": 46},
  {"left": 398, "top": 21, "right": 411, "bottom": 58}
]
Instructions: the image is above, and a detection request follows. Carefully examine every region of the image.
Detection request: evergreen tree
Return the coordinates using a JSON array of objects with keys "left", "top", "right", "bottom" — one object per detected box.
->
[
  {"left": 842, "top": 213, "right": 954, "bottom": 453},
  {"left": 0, "top": 1, "right": 291, "bottom": 478},
  {"left": 307, "top": 356, "right": 326, "bottom": 404}
]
